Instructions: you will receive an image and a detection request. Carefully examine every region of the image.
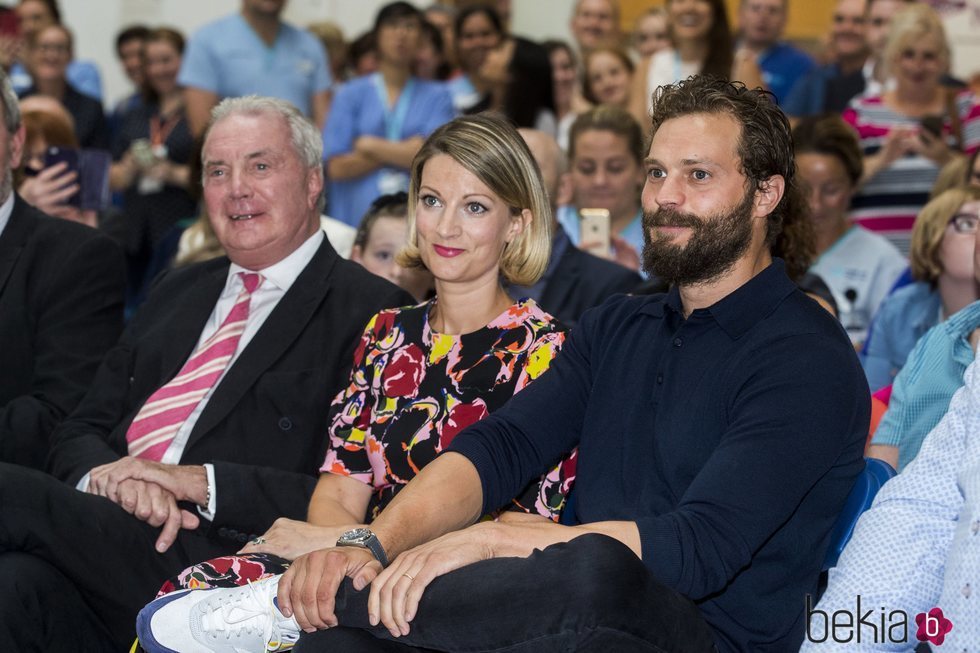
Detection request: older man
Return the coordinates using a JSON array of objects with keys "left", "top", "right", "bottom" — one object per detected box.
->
[
  {"left": 0, "top": 95, "right": 411, "bottom": 649},
  {"left": 0, "top": 72, "right": 124, "bottom": 470},
  {"left": 736, "top": 0, "right": 815, "bottom": 104},
  {"left": 569, "top": 0, "right": 619, "bottom": 53},
  {"left": 179, "top": 0, "right": 332, "bottom": 135},
  {"left": 144, "top": 76, "right": 869, "bottom": 653}
]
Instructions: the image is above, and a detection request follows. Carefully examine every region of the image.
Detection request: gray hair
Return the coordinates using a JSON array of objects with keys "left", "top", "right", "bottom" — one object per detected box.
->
[
  {"left": 0, "top": 70, "right": 21, "bottom": 134},
  {"left": 205, "top": 95, "right": 322, "bottom": 170},
  {"left": 203, "top": 95, "right": 324, "bottom": 212}
]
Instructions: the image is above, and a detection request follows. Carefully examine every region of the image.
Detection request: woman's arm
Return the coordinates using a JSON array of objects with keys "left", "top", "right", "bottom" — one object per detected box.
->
[
  {"left": 355, "top": 135, "right": 425, "bottom": 170},
  {"left": 238, "top": 472, "right": 373, "bottom": 561}
]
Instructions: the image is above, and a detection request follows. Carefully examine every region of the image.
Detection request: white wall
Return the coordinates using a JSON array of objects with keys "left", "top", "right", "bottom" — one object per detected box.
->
[{"left": 54, "top": 0, "right": 980, "bottom": 108}]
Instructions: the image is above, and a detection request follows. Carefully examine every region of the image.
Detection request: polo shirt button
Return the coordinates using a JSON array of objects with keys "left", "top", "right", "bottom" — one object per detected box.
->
[
  {"left": 278, "top": 417, "right": 292, "bottom": 431},
  {"left": 673, "top": 338, "right": 683, "bottom": 348},
  {"left": 237, "top": 533, "right": 248, "bottom": 544},
  {"left": 657, "top": 374, "right": 664, "bottom": 384}
]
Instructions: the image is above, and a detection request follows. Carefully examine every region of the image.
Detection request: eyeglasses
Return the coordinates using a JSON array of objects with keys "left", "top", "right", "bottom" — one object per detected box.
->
[
  {"left": 949, "top": 213, "right": 979, "bottom": 234},
  {"left": 33, "top": 43, "right": 69, "bottom": 55}
]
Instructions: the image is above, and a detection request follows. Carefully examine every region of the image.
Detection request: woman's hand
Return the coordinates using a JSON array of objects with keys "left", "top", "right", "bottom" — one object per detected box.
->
[
  {"left": 911, "top": 128, "right": 954, "bottom": 166},
  {"left": 18, "top": 161, "right": 79, "bottom": 212},
  {"left": 237, "top": 518, "right": 350, "bottom": 561},
  {"left": 610, "top": 234, "right": 641, "bottom": 271},
  {"left": 367, "top": 521, "right": 497, "bottom": 638}
]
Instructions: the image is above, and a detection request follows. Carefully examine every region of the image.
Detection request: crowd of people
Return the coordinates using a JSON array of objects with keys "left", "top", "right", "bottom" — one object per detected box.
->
[{"left": 2, "top": 0, "right": 980, "bottom": 650}]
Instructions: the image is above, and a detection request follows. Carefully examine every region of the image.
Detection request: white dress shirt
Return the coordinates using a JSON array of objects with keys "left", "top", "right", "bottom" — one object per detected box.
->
[{"left": 0, "top": 193, "right": 16, "bottom": 238}]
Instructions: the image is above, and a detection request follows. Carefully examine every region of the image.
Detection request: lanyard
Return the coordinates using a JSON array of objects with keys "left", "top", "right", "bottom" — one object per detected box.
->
[
  {"left": 149, "top": 111, "right": 180, "bottom": 148},
  {"left": 372, "top": 73, "right": 416, "bottom": 141}
]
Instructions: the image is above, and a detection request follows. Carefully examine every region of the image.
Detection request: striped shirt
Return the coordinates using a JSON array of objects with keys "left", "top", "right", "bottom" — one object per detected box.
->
[
  {"left": 871, "top": 299, "right": 980, "bottom": 470},
  {"left": 843, "top": 91, "right": 980, "bottom": 254}
]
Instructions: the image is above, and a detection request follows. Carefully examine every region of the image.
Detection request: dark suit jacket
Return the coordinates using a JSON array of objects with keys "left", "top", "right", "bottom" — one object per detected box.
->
[
  {"left": 540, "top": 245, "right": 642, "bottom": 327},
  {"left": 47, "top": 237, "right": 412, "bottom": 557},
  {"left": 0, "top": 196, "right": 125, "bottom": 469}
]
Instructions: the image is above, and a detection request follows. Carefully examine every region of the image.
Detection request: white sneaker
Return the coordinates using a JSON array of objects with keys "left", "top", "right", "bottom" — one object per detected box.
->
[{"left": 137, "top": 576, "right": 302, "bottom": 653}]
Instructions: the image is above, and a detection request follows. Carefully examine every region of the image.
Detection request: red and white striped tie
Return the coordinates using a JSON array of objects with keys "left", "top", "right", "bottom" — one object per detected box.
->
[{"left": 125, "top": 272, "right": 262, "bottom": 461}]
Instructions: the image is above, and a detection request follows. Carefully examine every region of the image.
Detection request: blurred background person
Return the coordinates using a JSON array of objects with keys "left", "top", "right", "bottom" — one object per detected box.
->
[
  {"left": 557, "top": 105, "right": 645, "bottom": 273},
  {"left": 543, "top": 40, "right": 587, "bottom": 151},
  {"left": 9, "top": 0, "right": 102, "bottom": 101},
  {"left": 308, "top": 21, "right": 348, "bottom": 85},
  {"left": 569, "top": 0, "right": 619, "bottom": 55},
  {"left": 347, "top": 30, "right": 378, "bottom": 77},
  {"left": 15, "top": 97, "right": 91, "bottom": 225},
  {"left": 350, "top": 191, "right": 433, "bottom": 302},
  {"left": 516, "top": 127, "right": 641, "bottom": 327},
  {"left": 863, "top": 186, "right": 980, "bottom": 390},
  {"left": 783, "top": 0, "right": 870, "bottom": 120},
  {"left": 324, "top": 1, "right": 454, "bottom": 226},
  {"left": 446, "top": 4, "right": 504, "bottom": 114},
  {"left": 18, "top": 23, "right": 107, "bottom": 149},
  {"left": 582, "top": 45, "right": 633, "bottom": 111},
  {"left": 844, "top": 4, "right": 980, "bottom": 254},
  {"left": 630, "top": 0, "right": 760, "bottom": 129},
  {"left": 415, "top": 19, "right": 452, "bottom": 81},
  {"left": 423, "top": 4, "right": 456, "bottom": 69},
  {"left": 109, "top": 27, "right": 194, "bottom": 309},
  {"left": 735, "top": 0, "right": 815, "bottom": 105},
  {"left": 631, "top": 7, "right": 670, "bottom": 60},
  {"left": 794, "top": 114, "right": 906, "bottom": 346},
  {"left": 475, "top": 36, "right": 556, "bottom": 134},
  {"left": 110, "top": 25, "right": 149, "bottom": 130},
  {"left": 178, "top": 0, "right": 333, "bottom": 136}
]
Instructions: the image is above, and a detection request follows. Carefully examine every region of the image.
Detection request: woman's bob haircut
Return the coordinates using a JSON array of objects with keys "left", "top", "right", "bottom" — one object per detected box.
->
[{"left": 397, "top": 112, "right": 552, "bottom": 287}]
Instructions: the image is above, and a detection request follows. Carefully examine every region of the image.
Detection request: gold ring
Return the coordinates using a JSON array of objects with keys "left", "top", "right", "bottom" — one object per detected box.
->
[{"left": 403, "top": 573, "right": 415, "bottom": 581}]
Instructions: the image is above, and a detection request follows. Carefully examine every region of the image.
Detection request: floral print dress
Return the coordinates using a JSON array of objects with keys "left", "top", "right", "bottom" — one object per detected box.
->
[
  {"left": 321, "top": 297, "right": 570, "bottom": 521},
  {"left": 156, "top": 298, "right": 574, "bottom": 596}
]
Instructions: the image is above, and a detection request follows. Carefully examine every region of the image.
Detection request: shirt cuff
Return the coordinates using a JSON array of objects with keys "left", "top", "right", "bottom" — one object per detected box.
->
[
  {"left": 196, "top": 463, "right": 217, "bottom": 521},
  {"left": 76, "top": 472, "right": 90, "bottom": 492}
]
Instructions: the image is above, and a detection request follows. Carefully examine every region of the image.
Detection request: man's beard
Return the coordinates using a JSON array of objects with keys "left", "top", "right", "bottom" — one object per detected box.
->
[{"left": 641, "top": 189, "right": 756, "bottom": 286}]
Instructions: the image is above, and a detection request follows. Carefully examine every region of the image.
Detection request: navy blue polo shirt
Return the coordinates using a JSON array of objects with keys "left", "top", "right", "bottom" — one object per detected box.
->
[{"left": 449, "top": 259, "right": 869, "bottom": 652}]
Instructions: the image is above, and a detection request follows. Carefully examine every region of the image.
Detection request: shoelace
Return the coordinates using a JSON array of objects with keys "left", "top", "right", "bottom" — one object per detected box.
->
[{"left": 199, "top": 579, "right": 285, "bottom": 647}]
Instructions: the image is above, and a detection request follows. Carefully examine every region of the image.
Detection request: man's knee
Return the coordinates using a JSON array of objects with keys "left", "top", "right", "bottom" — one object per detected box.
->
[{"left": 538, "top": 534, "right": 649, "bottom": 610}]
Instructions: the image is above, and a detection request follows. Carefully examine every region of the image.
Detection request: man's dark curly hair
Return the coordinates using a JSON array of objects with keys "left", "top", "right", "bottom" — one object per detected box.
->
[{"left": 648, "top": 75, "right": 807, "bottom": 254}]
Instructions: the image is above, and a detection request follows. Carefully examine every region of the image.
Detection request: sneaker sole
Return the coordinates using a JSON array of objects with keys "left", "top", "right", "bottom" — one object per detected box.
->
[{"left": 135, "top": 589, "right": 195, "bottom": 653}]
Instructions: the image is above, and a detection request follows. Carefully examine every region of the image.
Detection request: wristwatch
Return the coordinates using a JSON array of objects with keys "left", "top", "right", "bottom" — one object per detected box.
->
[{"left": 337, "top": 528, "right": 389, "bottom": 567}]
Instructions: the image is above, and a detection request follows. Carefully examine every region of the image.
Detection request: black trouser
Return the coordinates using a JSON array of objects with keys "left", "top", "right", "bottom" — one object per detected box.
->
[
  {"left": 0, "top": 463, "right": 230, "bottom": 650},
  {"left": 294, "top": 533, "right": 718, "bottom": 653}
]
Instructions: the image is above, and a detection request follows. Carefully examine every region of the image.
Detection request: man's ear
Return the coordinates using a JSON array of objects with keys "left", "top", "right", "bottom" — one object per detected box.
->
[{"left": 753, "top": 174, "right": 785, "bottom": 220}]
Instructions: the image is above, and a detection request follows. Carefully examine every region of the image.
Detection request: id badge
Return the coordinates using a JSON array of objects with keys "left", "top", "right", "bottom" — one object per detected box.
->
[{"left": 378, "top": 169, "right": 409, "bottom": 195}]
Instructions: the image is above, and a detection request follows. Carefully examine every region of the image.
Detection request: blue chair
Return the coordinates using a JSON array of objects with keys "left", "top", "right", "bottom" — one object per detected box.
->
[{"left": 822, "top": 458, "right": 897, "bottom": 570}]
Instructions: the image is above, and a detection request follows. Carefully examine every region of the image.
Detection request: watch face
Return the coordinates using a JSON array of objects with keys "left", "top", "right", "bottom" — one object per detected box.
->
[{"left": 339, "top": 528, "right": 372, "bottom": 546}]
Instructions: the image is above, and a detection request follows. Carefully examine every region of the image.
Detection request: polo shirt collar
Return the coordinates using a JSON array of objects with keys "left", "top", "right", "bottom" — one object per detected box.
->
[{"left": 640, "top": 259, "right": 796, "bottom": 339}]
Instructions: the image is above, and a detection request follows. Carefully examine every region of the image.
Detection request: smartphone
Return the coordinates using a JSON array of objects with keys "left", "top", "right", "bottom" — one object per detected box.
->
[
  {"left": 43, "top": 146, "right": 81, "bottom": 207},
  {"left": 920, "top": 115, "right": 944, "bottom": 140},
  {"left": 579, "top": 208, "right": 611, "bottom": 259}
]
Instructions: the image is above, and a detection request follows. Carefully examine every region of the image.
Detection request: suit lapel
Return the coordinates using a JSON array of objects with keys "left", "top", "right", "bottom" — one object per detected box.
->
[
  {"left": 156, "top": 263, "right": 229, "bottom": 383},
  {"left": 0, "top": 199, "right": 34, "bottom": 298},
  {"left": 541, "top": 247, "right": 582, "bottom": 317},
  {"left": 186, "top": 240, "right": 338, "bottom": 447}
]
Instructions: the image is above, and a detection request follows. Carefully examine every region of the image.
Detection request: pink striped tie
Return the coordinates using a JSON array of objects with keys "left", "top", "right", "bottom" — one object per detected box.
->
[{"left": 126, "top": 272, "right": 262, "bottom": 461}]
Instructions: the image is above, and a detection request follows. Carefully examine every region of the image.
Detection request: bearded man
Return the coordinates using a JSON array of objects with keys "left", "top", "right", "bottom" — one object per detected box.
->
[{"left": 141, "top": 76, "right": 870, "bottom": 653}]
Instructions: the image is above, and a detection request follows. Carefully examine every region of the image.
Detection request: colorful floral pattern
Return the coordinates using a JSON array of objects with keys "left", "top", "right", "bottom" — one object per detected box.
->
[{"left": 321, "top": 298, "right": 572, "bottom": 521}]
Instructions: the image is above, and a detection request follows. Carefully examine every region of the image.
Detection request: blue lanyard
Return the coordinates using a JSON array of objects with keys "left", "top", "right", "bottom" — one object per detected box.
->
[{"left": 373, "top": 73, "right": 416, "bottom": 141}]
